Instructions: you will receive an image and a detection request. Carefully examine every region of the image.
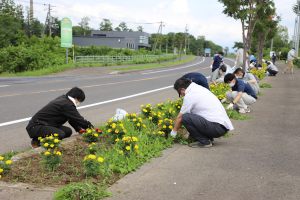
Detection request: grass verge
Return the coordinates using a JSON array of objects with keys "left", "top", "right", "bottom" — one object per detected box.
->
[{"left": 0, "top": 55, "right": 196, "bottom": 77}]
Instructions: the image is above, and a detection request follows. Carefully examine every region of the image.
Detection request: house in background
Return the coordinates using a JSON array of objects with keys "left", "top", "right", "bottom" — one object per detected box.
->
[{"left": 73, "top": 31, "right": 151, "bottom": 50}]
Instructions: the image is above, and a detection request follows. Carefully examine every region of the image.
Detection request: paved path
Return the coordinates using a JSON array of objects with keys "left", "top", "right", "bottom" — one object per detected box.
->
[
  {"left": 1, "top": 62, "right": 299, "bottom": 200},
  {"left": 105, "top": 63, "right": 300, "bottom": 200}
]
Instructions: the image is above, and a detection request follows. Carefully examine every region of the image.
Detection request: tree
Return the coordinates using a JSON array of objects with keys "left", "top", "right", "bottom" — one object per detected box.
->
[
  {"left": 115, "top": 22, "right": 128, "bottom": 31},
  {"left": 99, "top": 19, "right": 113, "bottom": 31},
  {"left": 219, "top": 0, "right": 259, "bottom": 70},
  {"left": 0, "top": 0, "right": 25, "bottom": 47},
  {"left": 293, "top": 1, "right": 300, "bottom": 15},
  {"left": 233, "top": 41, "right": 243, "bottom": 49},
  {"left": 137, "top": 25, "right": 143, "bottom": 32},
  {"left": 78, "top": 16, "right": 91, "bottom": 36},
  {"left": 252, "top": 0, "right": 277, "bottom": 64}
]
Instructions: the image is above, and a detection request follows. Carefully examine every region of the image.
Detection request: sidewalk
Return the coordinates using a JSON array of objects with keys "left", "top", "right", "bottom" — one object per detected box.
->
[
  {"left": 1, "top": 63, "right": 299, "bottom": 200},
  {"left": 105, "top": 63, "right": 300, "bottom": 200}
]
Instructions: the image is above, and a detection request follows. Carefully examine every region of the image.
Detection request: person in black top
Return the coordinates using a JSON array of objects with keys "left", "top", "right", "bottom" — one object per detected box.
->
[
  {"left": 181, "top": 72, "right": 210, "bottom": 91},
  {"left": 26, "top": 87, "right": 93, "bottom": 148},
  {"left": 224, "top": 73, "right": 257, "bottom": 114}
]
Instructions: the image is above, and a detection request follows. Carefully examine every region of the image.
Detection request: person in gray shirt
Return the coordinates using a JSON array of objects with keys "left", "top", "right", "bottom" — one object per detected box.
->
[{"left": 211, "top": 64, "right": 227, "bottom": 84}]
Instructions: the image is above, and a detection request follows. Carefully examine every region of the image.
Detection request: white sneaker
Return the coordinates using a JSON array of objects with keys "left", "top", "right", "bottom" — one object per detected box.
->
[
  {"left": 245, "top": 107, "right": 251, "bottom": 113},
  {"left": 239, "top": 108, "right": 246, "bottom": 114}
]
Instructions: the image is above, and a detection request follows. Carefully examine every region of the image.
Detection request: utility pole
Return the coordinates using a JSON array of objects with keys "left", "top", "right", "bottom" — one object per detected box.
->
[
  {"left": 45, "top": 4, "right": 54, "bottom": 37},
  {"left": 184, "top": 24, "right": 188, "bottom": 55},
  {"left": 153, "top": 21, "right": 164, "bottom": 52},
  {"left": 29, "top": 0, "right": 33, "bottom": 25}
]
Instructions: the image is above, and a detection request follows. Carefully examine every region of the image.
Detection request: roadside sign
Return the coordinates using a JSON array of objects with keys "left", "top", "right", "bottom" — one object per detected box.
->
[{"left": 61, "top": 17, "right": 72, "bottom": 48}]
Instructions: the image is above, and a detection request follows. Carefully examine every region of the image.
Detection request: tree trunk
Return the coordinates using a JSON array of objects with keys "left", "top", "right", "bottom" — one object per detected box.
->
[{"left": 257, "top": 32, "right": 266, "bottom": 65}]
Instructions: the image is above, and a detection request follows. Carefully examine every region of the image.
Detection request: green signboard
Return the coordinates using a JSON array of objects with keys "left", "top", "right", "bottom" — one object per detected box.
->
[{"left": 61, "top": 17, "right": 72, "bottom": 48}]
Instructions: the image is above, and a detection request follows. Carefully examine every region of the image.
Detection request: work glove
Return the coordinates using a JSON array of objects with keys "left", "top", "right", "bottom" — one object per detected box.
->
[
  {"left": 170, "top": 130, "right": 177, "bottom": 137},
  {"left": 226, "top": 103, "right": 234, "bottom": 110}
]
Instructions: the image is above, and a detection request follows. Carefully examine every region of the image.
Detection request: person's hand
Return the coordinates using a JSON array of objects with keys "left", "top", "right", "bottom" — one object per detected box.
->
[
  {"left": 226, "top": 103, "right": 234, "bottom": 110},
  {"left": 170, "top": 130, "right": 177, "bottom": 137},
  {"left": 87, "top": 121, "right": 94, "bottom": 129}
]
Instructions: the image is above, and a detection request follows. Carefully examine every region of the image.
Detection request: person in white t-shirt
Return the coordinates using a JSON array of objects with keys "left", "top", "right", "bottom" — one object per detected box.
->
[
  {"left": 170, "top": 78, "right": 234, "bottom": 148},
  {"left": 284, "top": 48, "right": 297, "bottom": 74}
]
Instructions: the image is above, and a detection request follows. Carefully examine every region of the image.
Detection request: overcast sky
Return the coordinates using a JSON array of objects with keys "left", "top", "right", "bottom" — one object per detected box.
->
[{"left": 16, "top": 0, "right": 296, "bottom": 49}]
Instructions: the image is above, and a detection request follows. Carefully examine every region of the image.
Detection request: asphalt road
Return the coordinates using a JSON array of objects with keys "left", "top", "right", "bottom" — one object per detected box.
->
[{"left": 0, "top": 56, "right": 234, "bottom": 153}]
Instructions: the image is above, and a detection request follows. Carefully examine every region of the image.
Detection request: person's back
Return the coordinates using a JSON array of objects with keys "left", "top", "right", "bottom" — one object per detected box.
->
[
  {"left": 182, "top": 83, "right": 232, "bottom": 128},
  {"left": 182, "top": 72, "right": 210, "bottom": 90},
  {"left": 233, "top": 79, "right": 257, "bottom": 99},
  {"left": 212, "top": 52, "right": 224, "bottom": 72},
  {"left": 287, "top": 49, "right": 295, "bottom": 61},
  {"left": 26, "top": 87, "right": 93, "bottom": 148}
]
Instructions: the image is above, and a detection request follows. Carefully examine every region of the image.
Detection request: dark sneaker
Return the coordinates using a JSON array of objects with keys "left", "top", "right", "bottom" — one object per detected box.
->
[
  {"left": 188, "top": 141, "right": 212, "bottom": 148},
  {"left": 31, "top": 139, "right": 40, "bottom": 148}
]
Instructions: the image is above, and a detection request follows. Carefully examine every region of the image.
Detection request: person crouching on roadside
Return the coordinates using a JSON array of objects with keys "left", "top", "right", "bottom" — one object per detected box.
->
[
  {"left": 224, "top": 73, "right": 257, "bottom": 114},
  {"left": 26, "top": 87, "right": 94, "bottom": 148},
  {"left": 170, "top": 78, "right": 234, "bottom": 148}
]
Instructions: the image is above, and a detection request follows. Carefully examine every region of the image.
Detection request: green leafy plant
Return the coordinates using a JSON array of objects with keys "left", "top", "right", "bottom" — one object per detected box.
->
[
  {"left": 54, "top": 182, "right": 111, "bottom": 200},
  {"left": 39, "top": 134, "right": 62, "bottom": 171},
  {"left": 259, "top": 83, "right": 272, "bottom": 88}
]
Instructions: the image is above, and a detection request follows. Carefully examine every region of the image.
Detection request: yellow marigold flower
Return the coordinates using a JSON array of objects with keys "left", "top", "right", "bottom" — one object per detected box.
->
[
  {"left": 134, "top": 145, "right": 139, "bottom": 150},
  {"left": 108, "top": 129, "right": 112, "bottom": 133},
  {"left": 115, "top": 129, "right": 119, "bottom": 134},
  {"left": 56, "top": 151, "right": 62, "bottom": 156},
  {"left": 125, "top": 146, "right": 131, "bottom": 151},
  {"left": 54, "top": 139, "right": 60, "bottom": 143},
  {"left": 137, "top": 123, "right": 141, "bottom": 127},
  {"left": 44, "top": 151, "right": 51, "bottom": 156},
  {"left": 169, "top": 125, "right": 173, "bottom": 129},
  {"left": 0, "top": 156, "right": 4, "bottom": 161},
  {"left": 0, "top": 168, "right": 3, "bottom": 173},
  {"left": 149, "top": 117, "right": 153, "bottom": 120},
  {"left": 93, "top": 133, "right": 99, "bottom": 137},
  {"left": 87, "top": 154, "right": 96, "bottom": 160},
  {"left": 158, "top": 120, "right": 163, "bottom": 124},
  {"left": 111, "top": 123, "right": 116, "bottom": 129},
  {"left": 50, "top": 144, "right": 55, "bottom": 148},
  {"left": 118, "top": 150, "right": 124, "bottom": 155},
  {"left": 163, "top": 125, "right": 167, "bottom": 129},
  {"left": 133, "top": 118, "right": 137, "bottom": 122},
  {"left": 132, "top": 137, "right": 138, "bottom": 142},
  {"left": 87, "top": 129, "right": 92, "bottom": 134},
  {"left": 97, "top": 157, "right": 104, "bottom": 163},
  {"left": 39, "top": 138, "right": 44, "bottom": 142},
  {"left": 43, "top": 143, "right": 49, "bottom": 148},
  {"left": 142, "top": 109, "right": 148, "bottom": 113},
  {"left": 38, "top": 137, "right": 42, "bottom": 141},
  {"left": 115, "top": 138, "right": 120, "bottom": 142},
  {"left": 54, "top": 133, "right": 59, "bottom": 137},
  {"left": 48, "top": 136, "right": 54, "bottom": 140}
]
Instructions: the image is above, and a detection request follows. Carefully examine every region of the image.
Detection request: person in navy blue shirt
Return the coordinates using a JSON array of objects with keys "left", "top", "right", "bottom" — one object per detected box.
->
[
  {"left": 224, "top": 73, "right": 257, "bottom": 114},
  {"left": 212, "top": 51, "right": 224, "bottom": 72},
  {"left": 181, "top": 72, "right": 210, "bottom": 91}
]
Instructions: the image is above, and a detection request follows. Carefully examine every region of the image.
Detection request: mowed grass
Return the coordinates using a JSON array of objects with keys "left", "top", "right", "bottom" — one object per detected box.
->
[{"left": 0, "top": 55, "right": 196, "bottom": 77}]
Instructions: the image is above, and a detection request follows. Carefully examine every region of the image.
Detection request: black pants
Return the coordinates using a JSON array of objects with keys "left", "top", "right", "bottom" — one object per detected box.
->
[
  {"left": 182, "top": 113, "right": 228, "bottom": 144},
  {"left": 26, "top": 125, "right": 72, "bottom": 141},
  {"left": 267, "top": 68, "right": 278, "bottom": 76}
]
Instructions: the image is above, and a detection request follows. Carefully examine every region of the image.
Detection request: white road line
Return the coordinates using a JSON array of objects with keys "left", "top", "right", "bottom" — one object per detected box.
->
[
  {"left": 141, "top": 57, "right": 206, "bottom": 75},
  {"left": 0, "top": 85, "right": 10, "bottom": 88},
  {"left": 0, "top": 85, "right": 173, "bottom": 127}
]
